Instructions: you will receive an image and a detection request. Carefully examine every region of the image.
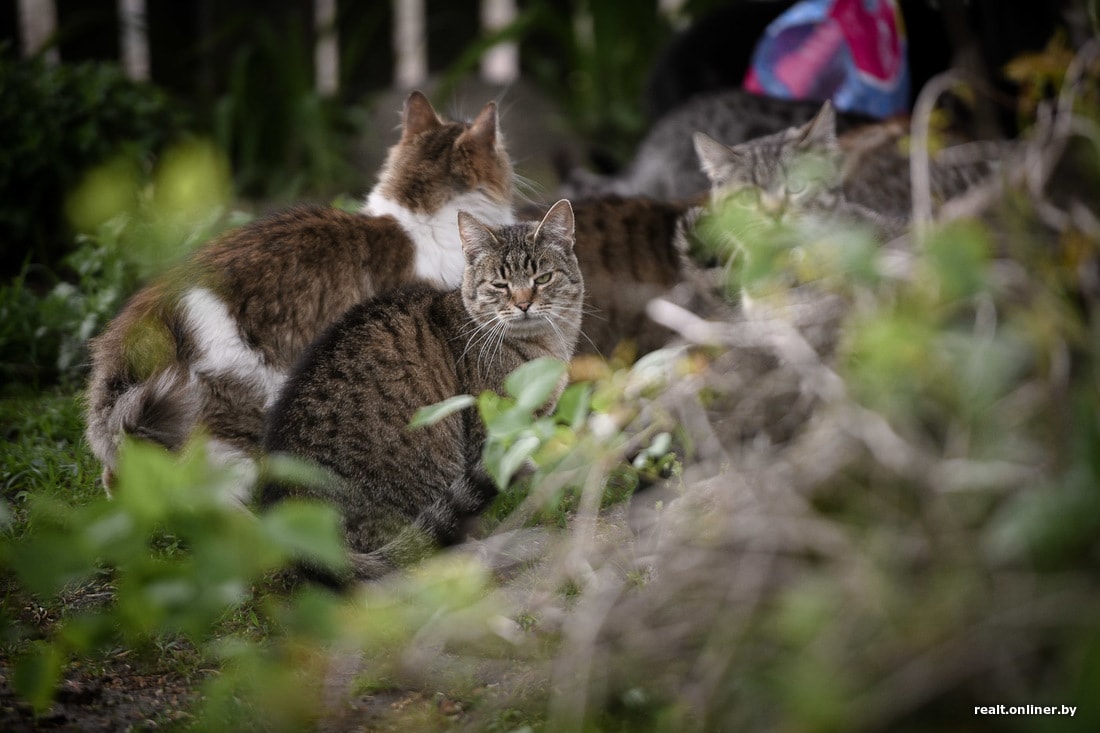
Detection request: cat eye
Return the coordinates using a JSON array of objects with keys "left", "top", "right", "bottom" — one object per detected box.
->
[
  {"left": 533, "top": 272, "right": 553, "bottom": 285},
  {"left": 491, "top": 282, "right": 510, "bottom": 290}
]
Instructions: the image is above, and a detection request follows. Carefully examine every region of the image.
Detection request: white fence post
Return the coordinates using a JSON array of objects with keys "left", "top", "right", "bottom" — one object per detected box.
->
[
  {"left": 393, "top": 0, "right": 427, "bottom": 89},
  {"left": 480, "top": 0, "right": 518, "bottom": 84},
  {"left": 17, "top": 0, "right": 59, "bottom": 63},
  {"left": 315, "top": 0, "right": 340, "bottom": 97},
  {"left": 118, "top": 0, "right": 150, "bottom": 81}
]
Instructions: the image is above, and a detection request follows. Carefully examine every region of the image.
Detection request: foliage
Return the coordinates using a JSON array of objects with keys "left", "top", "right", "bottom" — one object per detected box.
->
[
  {"left": 413, "top": 355, "right": 673, "bottom": 527},
  {"left": 209, "top": 13, "right": 371, "bottom": 201},
  {"left": 0, "top": 44, "right": 189, "bottom": 275},
  {"left": 1, "top": 437, "right": 346, "bottom": 720},
  {"left": 0, "top": 140, "right": 235, "bottom": 391},
  {"left": 0, "top": 341, "right": 680, "bottom": 725},
  {"left": 0, "top": 391, "right": 101, "bottom": 512},
  {"left": 438, "top": 0, "right": 675, "bottom": 166}
]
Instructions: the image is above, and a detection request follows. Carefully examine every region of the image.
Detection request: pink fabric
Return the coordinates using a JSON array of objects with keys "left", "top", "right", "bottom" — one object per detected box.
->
[{"left": 744, "top": 0, "right": 908, "bottom": 118}]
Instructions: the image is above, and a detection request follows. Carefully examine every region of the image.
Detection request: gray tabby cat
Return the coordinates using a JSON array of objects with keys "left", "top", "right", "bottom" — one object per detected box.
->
[
  {"left": 692, "top": 101, "right": 906, "bottom": 238},
  {"left": 693, "top": 101, "right": 1004, "bottom": 238},
  {"left": 260, "top": 200, "right": 583, "bottom": 585},
  {"left": 560, "top": 88, "right": 871, "bottom": 201},
  {"left": 85, "top": 91, "right": 514, "bottom": 497}
]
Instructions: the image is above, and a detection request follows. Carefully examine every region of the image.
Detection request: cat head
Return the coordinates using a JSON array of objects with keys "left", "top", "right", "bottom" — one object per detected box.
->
[
  {"left": 457, "top": 199, "right": 584, "bottom": 343},
  {"left": 373, "top": 91, "right": 515, "bottom": 213},
  {"left": 693, "top": 101, "right": 843, "bottom": 220}
]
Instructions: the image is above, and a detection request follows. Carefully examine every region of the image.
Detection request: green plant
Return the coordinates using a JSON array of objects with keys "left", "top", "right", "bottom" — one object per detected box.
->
[
  {"left": 0, "top": 44, "right": 189, "bottom": 276},
  {"left": 1, "top": 437, "right": 346, "bottom": 714},
  {"left": 435, "top": 1, "right": 674, "bottom": 167},
  {"left": 0, "top": 390, "right": 100, "bottom": 513},
  {"left": 412, "top": 356, "right": 672, "bottom": 530},
  {"left": 210, "top": 14, "right": 369, "bottom": 201},
  {"left": 1, "top": 140, "right": 235, "bottom": 391}
]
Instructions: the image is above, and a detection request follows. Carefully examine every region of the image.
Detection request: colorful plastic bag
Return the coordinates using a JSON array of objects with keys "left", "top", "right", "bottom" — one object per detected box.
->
[{"left": 744, "top": 0, "right": 909, "bottom": 118}]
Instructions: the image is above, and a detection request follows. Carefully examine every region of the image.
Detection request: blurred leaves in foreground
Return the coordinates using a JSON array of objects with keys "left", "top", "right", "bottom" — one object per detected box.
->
[{"left": 1, "top": 139, "right": 236, "bottom": 392}]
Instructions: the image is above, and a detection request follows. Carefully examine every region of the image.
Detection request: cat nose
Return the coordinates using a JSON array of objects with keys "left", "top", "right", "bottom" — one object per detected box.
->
[{"left": 513, "top": 288, "right": 533, "bottom": 312}]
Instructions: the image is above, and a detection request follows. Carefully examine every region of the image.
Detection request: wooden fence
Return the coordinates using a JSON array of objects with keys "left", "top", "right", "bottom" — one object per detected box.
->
[{"left": 12, "top": 0, "right": 536, "bottom": 92}]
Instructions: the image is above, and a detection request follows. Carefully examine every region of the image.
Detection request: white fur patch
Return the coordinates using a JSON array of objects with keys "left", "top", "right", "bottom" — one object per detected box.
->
[
  {"left": 362, "top": 190, "right": 515, "bottom": 288},
  {"left": 180, "top": 288, "right": 287, "bottom": 407},
  {"left": 204, "top": 439, "right": 259, "bottom": 508}
]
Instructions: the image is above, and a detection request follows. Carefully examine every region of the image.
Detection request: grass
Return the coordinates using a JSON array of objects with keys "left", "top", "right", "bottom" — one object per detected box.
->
[{"left": 1, "top": 387, "right": 101, "bottom": 519}]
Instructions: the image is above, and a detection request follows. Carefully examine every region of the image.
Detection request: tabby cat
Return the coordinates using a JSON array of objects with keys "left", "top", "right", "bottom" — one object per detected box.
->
[
  {"left": 560, "top": 88, "right": 871, "bottom": 201},
  {"left": 259, "top": 201, "right": 583, "bottom": 584},
  {"left": 693, "top": 101, "right": 1004, "bottom": 238},
  {"left": 521, "top": 194, "right": 717, "bottom": 358},
  {"left": 85, "top": 91, "right": 515, "bottom": 496}
]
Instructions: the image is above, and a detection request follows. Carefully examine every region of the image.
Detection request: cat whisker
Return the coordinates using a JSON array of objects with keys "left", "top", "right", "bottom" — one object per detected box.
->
[
  {"left": 478, "top": 321, "right": 507, "bottom": 372},
  {"left": 554, "top": 302, "right": 607, "bottom": 322},
  {"left": 543, "top": 312, "right": 573, "bottom": 359},
  {"left": 460, "top": 315, "right": 504, "bottom": 366},
  {"left": 471, "top": 315, "right": 510, "bottom": 379},
  {"left": 511, "top": 172, "right": 545, "bottom": 206},
  {"left": 485, "top": 318, "right": 512, "bottom": 376}
]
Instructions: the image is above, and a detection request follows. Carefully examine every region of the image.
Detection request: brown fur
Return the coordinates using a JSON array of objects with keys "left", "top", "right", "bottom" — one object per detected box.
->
[
  {"left": 85, "top": 91, "right": 515, "bottom": 491},
  {"left": 521, "top": 194, "right": 709, "bottom": 357},
  {"left": 840, "top": 119, "right": 1005, "bottom": 221},
  {"left": 85, "top": 208, "right": 417, "bottom": 481},
  {"left": 260, "top": 202, "right": 583, "bottom": 584},
  {"left": 375, "top": 98, "right": 512, "bottom": 212}
]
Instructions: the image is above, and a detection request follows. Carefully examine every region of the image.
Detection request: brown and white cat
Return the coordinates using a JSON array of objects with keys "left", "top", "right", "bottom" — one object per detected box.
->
[
  {"left": 84, "top": 91, "right": 515, "bottom": 497},
  {"left": 260, "top": 201, "right": 584, "bottom": 584}
]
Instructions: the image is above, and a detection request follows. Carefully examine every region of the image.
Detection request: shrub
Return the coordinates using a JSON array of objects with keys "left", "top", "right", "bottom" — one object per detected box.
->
[
  {"left": 0, "top": 44, "right": 189, "bottom": 278},
  {"left": 0, "top": 140, "right": 235, "bottom": 391}
]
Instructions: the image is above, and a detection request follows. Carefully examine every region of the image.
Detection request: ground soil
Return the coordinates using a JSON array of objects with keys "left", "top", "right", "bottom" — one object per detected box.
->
[{"left": 0, "top": 655, "right": 198, "bottom": 732}]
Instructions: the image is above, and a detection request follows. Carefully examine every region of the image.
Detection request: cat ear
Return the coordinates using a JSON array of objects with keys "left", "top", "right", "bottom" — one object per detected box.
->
[
  {"left": 693, "top": 132, "right": 740, "bottom": 184},
  {"left": 461, "top": 100, "right": 499, "bottom": 148},
  {"left": 798, "top": 101, "right": 838, "bottom": 150},
  {"left": 402, "top": 90, "right": 443, "bottom": 140},
  {"left": 534, "top": 199, "right": 575, "bottom": 251},
  {"left": 457, "top": 211, "right": 499, "bottom": 261}
]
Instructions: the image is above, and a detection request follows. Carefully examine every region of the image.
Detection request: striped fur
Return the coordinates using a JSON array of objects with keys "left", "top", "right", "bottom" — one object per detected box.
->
[
  {"left": 84, "top": 91, "right": 515, "bottom": 495},
  {"left": 260, "top": 202, "right": 583, "bottom": 585}
]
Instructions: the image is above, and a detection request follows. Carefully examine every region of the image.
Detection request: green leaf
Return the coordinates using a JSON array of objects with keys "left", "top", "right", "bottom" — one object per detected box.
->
[
  {"left": 262, "top": 500, "right": 348, "bottom": 572},
  {"left": 9, "top": 529, "right": 96, "bottom": 598},
  {"left": 13, "top": 642, "right": 63, "bottom": 713},
  {"left": 262, "top": 452, "right": 333, "bottom": 489},
  {"left": 505, "top": 358, "right": 567, "bottom": 413},
  {"left": 479, "top": 392, "right": 533, "bottom": 440},
  {"left": 922, "top": 220, "right": 991, "bottom": 301},
  {"left": 554, "top": 382, "right": 592, "bottom": 430},
  {"left": 408, "top": 394, "right": 475, "bottom": 430},
  {"left": 494, "top": 435, "right": 541, "bottom": 488}
]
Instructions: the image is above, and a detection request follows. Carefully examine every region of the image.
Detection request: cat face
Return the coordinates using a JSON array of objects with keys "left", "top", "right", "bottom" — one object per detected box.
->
[
  {"left": 375, "top": 91, "right": 515, "bottom": 213},
  {"left": 458, "top": 200, "right": 584, "bottom": 341},
  {"left": 694, "top": 102, "right": 843, "bottom": 221}
]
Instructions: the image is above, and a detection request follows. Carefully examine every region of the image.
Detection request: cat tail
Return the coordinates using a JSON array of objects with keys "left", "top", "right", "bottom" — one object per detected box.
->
[
  {"left": 85, "top": 367, "right": 199, "bottom": 491},
  {"left": 346, "top": 466, "right": 498, "bottom": 583}
]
